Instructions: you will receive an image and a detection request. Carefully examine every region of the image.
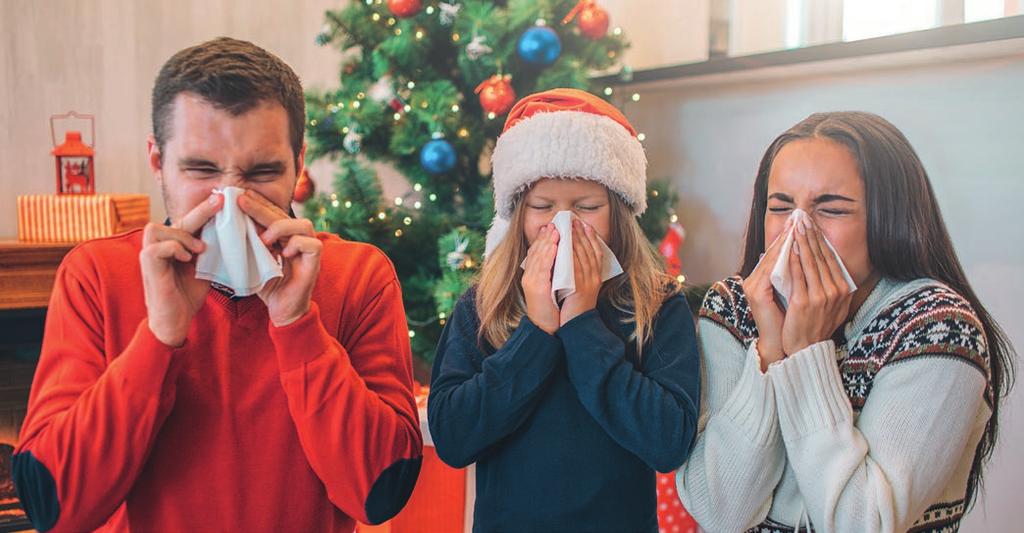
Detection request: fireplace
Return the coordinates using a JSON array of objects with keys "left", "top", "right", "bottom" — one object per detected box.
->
[
  {"left": 0, "top": 308, "right": 45, "bottom": 531},
  {"left": 0, "top": 240, "right": 74, "bottom": 532}
]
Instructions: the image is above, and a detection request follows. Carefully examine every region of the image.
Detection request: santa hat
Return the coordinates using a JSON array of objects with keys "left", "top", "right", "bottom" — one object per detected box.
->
[{"left": 485, "top": 88, "right": 648, "bottom": 255}]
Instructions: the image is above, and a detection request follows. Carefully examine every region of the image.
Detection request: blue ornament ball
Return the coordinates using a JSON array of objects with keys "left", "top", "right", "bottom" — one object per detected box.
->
[
  {"left": 420, "top": 138, "right": 457, "bottom": 174},
  {"left": 517, "top": 26, "right": 562, "bottom": 66}
]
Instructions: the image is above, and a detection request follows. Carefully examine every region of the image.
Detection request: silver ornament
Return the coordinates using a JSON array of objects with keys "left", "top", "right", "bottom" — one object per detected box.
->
[
  {"left": 439, "top": 2, "right": 460, "bottom": 26},
  {"left": 465, "top": 34, "right": 493, "bottom": 60},
  {"left": 343, "top": 130, "right": 363, "bottom": 154},
  {"left": 368, "top": 75, "right": 396, "bottom": 103},
  {"left": 446, "top": 234, "right": 471, "bottom": 270}
]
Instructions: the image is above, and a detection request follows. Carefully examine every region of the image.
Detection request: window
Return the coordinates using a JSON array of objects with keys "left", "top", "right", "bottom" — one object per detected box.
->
[{"left": 843, "top": 0, "right": 940, "bottom": 41}]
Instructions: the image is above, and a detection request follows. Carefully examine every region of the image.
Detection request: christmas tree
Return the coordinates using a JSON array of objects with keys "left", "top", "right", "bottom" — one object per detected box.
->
[{"left": 304, "top": 0, "right": 680, "bottom": 361}]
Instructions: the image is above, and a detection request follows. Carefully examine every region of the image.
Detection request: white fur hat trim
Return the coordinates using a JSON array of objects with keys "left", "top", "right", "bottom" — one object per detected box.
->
[{"left": 485, "top": 110, "right": 647, "bottom": 255}]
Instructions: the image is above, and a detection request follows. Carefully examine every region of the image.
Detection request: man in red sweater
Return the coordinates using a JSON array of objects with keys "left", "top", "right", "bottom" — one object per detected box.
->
[{"left": 12, "top": 37, "right": 423, "bottom": 532}]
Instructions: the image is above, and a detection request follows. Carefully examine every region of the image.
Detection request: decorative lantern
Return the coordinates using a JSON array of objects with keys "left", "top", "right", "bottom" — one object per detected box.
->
[{"left": 51, "top": 111, "right": 96, "bottom": 195}]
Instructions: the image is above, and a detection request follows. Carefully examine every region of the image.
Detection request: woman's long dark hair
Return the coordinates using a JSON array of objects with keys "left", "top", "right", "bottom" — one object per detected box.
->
[{"left": 739, "top": 111, "right": 1015, "bottom": 509}]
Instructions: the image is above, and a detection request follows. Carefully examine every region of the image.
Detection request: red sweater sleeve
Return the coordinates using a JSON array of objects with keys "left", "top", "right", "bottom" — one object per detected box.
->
[
  {"left": 269, "top": 276, "right": 423, "bottom": 525},
  {"left": 13, "top": 256, "right": 186, "bottom": 532}
]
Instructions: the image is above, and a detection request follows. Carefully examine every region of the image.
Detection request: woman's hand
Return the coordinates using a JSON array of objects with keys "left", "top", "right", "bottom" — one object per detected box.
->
[
  {"left": 560, "top": 219, "right": 604, "bottom": 326},
  {"left": 522, "top": 223, "right": 561, "bottom": 335},
  {"left": 743, "top": 218, "right": 791, "bottom": 371},
  {"left": 781, "top": 216, "right": 852, "bottom": 355}
]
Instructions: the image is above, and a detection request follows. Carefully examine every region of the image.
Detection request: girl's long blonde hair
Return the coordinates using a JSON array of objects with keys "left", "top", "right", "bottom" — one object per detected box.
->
[{"left": 476, "top": 187, "right": 681, "bottom": 357}]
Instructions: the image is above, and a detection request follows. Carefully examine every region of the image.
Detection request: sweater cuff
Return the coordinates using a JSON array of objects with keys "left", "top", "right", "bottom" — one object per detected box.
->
[
  {"left": 768, "top": 340, "right": 852, "bottom": 438},
  {"left": 269, "top": 302, "right": 337, "bottom": 372},
  {"left": 502, "top": 316, "right": 562, "bottom": 367},
  {"left": 557, "top": 309, "right": 613, "bottom": 348},
  {"left": 519, "top": 314, "right": 560, "bottom": 340},
  {"left": 718, "top": 341, "right": 780, "bottom": 447}
]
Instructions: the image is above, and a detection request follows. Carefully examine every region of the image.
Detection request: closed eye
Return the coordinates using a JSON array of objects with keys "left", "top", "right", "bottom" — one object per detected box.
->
[
  {"left": 186, "top": 167, "right": 219, "bottom": 176},
  {"left": 245, "top": 170, "right": 283, "bottom": 182}
]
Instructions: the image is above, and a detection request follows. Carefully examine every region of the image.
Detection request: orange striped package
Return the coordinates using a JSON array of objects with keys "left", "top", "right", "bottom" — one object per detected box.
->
[{"left": 17, "top": 194, "right": 150, "bottom": 243}]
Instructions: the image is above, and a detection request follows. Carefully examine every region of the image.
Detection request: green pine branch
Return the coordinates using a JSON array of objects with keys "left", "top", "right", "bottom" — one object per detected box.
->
[{"left": 306, "top": 0, "right": 681, "bottom": 363}]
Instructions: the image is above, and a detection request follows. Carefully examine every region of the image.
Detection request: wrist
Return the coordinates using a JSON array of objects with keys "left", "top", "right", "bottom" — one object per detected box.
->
[
  {"left": 271, "top": 304, "right": 311, "bottom": 328},
  {"left": 783, "top": 337, "right": 821, "bottom": 356},
  {"left": 528, "top": 315, "right": 558, "bottom": 335},
  {"left": 756, "top": 338, "right": 784, "bottom": 371},
  {"left": 149, "top": 322, "right": 186, "bottom": 348}
]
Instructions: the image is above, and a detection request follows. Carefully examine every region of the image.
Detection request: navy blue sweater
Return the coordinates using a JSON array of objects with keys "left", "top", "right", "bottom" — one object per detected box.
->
[{"left": 428, "top": 288, "right": 700, "bottom": 533}]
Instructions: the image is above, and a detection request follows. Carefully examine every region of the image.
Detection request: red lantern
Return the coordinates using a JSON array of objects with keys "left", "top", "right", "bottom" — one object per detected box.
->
[
  {"left": 562, "top": 1, "right": 610, "bottom": 41},
  {"left": 475, "top": 74, "right": 516, "bottom": 116},
  {"left": 387, "top": 0, "right": 421, "bottom": 18},
  {"left": 51, "top": 111, "right": 96, "bottom": 195}
]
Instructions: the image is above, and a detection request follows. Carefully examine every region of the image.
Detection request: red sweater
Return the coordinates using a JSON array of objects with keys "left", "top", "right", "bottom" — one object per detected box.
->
[{"left": 12, "top": 230, "right": 423, "bottom": 532}]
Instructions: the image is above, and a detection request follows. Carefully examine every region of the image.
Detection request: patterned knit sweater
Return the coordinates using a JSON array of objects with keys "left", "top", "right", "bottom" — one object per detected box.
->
[{"left": 677, "top": 276, "right": 991, "bottom": 533}]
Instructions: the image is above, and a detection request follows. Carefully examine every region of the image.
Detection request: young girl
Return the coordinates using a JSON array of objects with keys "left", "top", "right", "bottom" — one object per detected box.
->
[
  {"left": 679, "top": 112, "right": 1014, "bottom": 532},
  {"left": 428, "top": 89, "right": 701, "bottom": 532}
]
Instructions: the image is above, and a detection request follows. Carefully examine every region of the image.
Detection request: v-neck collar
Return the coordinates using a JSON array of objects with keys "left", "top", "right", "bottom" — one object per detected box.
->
[
  {"left": 164, "top": 216, "right": 271, "bottom": 320},
  {"left": 206, "top": 286, "right": 265, "bottom": 318}
]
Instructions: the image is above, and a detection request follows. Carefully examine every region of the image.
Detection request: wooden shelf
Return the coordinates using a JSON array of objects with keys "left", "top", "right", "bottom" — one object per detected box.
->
[{"left": 0, "top": 241, "right": 76, "bottom": 310}]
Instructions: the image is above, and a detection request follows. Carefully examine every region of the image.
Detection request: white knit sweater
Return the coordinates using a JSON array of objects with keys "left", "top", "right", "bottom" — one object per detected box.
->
[{"left": 678, "top": 276, "right": 992, "bottom": 533}]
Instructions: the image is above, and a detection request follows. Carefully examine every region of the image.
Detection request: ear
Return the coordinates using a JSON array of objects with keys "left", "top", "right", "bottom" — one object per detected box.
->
[
  {"left": 147, "top": 134, "right": 163, "bottom": 185},
  {"left": 295, "top": 142, "right": 307, "bottom": 178}
]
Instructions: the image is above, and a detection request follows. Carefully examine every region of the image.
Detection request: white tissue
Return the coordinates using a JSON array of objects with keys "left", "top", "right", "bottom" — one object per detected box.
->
[
  {"left": 768, "top": 208, "right": 856, "bottom": 307},
  {"left": 195, "top": 186, "right": 283, "bottom": 297},
  {"left": 521, "top": 210, "right": 624, "bottom": 305}
]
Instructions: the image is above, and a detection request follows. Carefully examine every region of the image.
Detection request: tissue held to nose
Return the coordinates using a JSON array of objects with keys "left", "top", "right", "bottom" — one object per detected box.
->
[
  {"left": 194, "top": 186, "right": 283, "bottom": 296},
  {"left": 768, "top": 208, "right": 857, "bottom": 307},
  {"left": 520, "top": 210, "right": 624, "bottom": 304}
]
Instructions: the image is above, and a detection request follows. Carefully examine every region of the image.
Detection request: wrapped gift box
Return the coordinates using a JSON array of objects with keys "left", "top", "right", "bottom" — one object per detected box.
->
[
  {"left": 359, "top": 387, "right": 474, "bottom": 533},
  {"left": 17, "top": 194, "right": 150, "bottom": 243}
]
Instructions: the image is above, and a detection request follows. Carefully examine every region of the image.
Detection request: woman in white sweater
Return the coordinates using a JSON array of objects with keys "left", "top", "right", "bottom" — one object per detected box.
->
[{"left": 678, "top": 112, "right": 1014, "bottom": 532}]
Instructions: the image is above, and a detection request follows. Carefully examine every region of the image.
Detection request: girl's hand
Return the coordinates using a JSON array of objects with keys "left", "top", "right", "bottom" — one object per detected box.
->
[
  {"left": 743, "top": 217, "right": 791, "bottom": 371},
  {"left": 781, "top": 216, "right": 852, "bottom": 355},
  {"left": 522, "top": 223, "right": 561, "bottom": 335},
  {"left": 560, "top": 219, "right": 604, "bottom": 326}
]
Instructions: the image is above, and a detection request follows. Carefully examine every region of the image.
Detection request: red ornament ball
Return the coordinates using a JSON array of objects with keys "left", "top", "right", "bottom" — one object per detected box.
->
[
  {"left": 476, "top": 75, "right": 516, "bottom": 116},
  {"left": 293, "top": 168, "right": 316, "bottom": 203},
  {"left": 577, "top": 4, "right": 610, "bottom": 40},
  {"left": 387, "top": 0, "right": 421, "bottom": 19}
]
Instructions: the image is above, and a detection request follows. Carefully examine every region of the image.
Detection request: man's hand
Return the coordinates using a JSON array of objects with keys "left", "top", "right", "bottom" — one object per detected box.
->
[
  {"left": 141, "top": 193, "right": 223, "bottom": 347},
  {"left": 238, "top": 189, "right": 323, "bottom": 327}
]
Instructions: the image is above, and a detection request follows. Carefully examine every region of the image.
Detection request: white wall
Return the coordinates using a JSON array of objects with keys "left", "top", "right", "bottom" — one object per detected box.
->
[
  {"left": 0, "top": 0, "right": 708, "bottom": 238},
  {"left": 626, "top": 49, "right": 1024, "bottom": 532},
  {"left": 602, "top": 0, "right": 709, "bottom": 69},
  {"left": 0, "top": 0, "right": 344, "bottom": 237}
]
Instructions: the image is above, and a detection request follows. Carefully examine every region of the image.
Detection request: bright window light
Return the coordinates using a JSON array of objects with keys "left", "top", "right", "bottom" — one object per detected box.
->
[
  {"left": 843, "top": 0, "right": 940, "bottom": 41},
  {"left": 965, "top": 0, "right": 1006, "bottom": 22},
  {"left": 786, "top": 0, "right": 805, "bottom": 48}
]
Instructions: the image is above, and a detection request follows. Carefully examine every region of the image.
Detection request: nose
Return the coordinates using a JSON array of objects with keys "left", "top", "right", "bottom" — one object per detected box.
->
[{"left": 218, "top": 170, "right": 247, "bottom": 189}]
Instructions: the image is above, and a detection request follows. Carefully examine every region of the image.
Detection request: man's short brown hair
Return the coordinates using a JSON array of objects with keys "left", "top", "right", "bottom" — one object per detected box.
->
[{"left": 151, "top": 37, "right": 305, "bottom": 165}]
